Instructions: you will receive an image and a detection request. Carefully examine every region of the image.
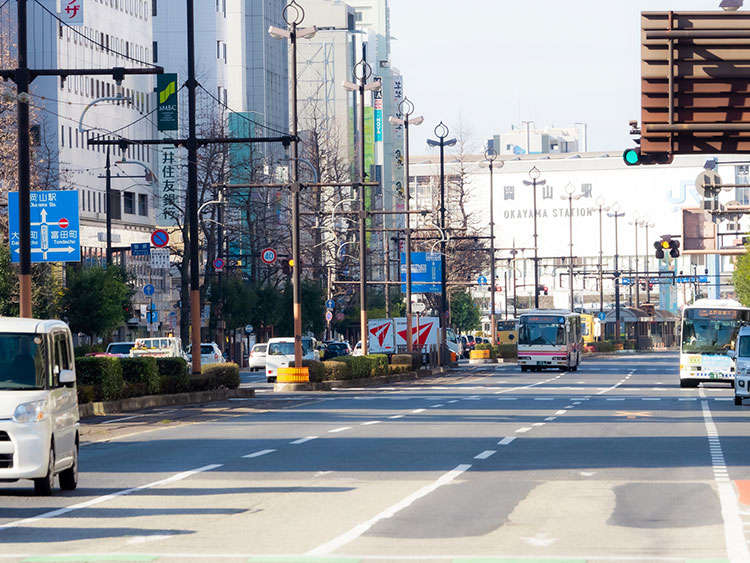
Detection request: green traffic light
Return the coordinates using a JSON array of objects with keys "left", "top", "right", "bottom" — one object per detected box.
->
[{"left": 623, "top": 148, "right": 640, "bottom": 165}]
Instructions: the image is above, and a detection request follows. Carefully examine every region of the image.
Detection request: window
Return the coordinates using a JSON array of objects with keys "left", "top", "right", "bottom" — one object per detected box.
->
[
  {"left": 138, "top": 194, "right": 148, "bottom": 216},
  {"left": 153, "top": 41, "right": 158, "bottom": 63},
  {"left": 123, "top": 192, "right": 135, "bottom": 214},
  {"left": 152, "top": 0, "right": 157, "bottom": 17},
  {"left": 111, "top": 189, "right": 121, "bottom": 220}
]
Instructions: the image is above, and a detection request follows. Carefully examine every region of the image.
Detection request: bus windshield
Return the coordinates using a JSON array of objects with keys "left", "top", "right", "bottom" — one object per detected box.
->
[
  {"left": 682, "top": 308, "right": 746, "bottom": 354},
  {"left": 519, "top": 322, "right": 565, "bottom": 346}
]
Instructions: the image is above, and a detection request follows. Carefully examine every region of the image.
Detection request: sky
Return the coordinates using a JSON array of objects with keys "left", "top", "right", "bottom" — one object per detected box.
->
[{"left": 389, "top": 0, "right": 723, "bottom": 154}]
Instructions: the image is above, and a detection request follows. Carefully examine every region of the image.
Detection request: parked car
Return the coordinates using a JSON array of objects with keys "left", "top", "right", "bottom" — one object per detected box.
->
[
  {"left": 321, "top": 341, "right": 351, "bottom": 360},
  {"left": 265, "top": 337, "right": 319, "bottom": 383},
  {"left": 248, "top": 343, "right": 267, "bottom": 371},
  {"left": 352, "top": 341, "right": 363, "bottom": 356},
  {"left": 187, "top": 342, "right": 225, "bottom": 366},
  {"left": 0, "top": 317, "right": 79, "bottom": 496}
]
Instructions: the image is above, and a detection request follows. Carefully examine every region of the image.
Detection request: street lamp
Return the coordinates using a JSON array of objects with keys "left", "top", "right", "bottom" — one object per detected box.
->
[
  {"left": 485, "top": 146, "right": 503, "bottom": 344},
  {"left": 595, "top": 195, "right": 610, "bottom": 315},
  {"left": 427, "top": 122, "right": 456, "bottom": 366},
  {"left": 629, "top": 211, "right": 641, "bottom": 308},
  {"left": 608, "top": 202, "right": 625, "bottom": 341},
  {"left": 269, "top": 0, "right": 317, "bottom": 369},
  {"left": 560, "top": 183, "right": 581, "bottom": 311},
  {"left": 343, "top": 58, "right": 381, "bottom": 355},
  {"left": 389, "top": 97, "right": 423, "bottom": 353},
  {"left": 523, "top": 167, "right": 546, "bottom": 309}
]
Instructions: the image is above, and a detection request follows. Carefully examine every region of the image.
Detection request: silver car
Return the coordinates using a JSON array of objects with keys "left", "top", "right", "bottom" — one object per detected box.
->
[{"left": 248, "top": 343, "right": 267, "bottom": 371}]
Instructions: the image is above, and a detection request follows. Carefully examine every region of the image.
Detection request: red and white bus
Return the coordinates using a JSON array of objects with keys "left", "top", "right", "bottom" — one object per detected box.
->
[{"left": 517, "top": 310, "right": 582, "bottom": 372}]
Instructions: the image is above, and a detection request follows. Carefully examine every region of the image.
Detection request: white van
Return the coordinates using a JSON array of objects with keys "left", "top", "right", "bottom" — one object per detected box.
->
[
  {"left": 265, "top": 337, "right": 319, "bottom": 383},
  {"left": 0, "top": 318, "right": 79, "bottom": 495},
  {"left": 731, "top": 326, "right": 750, "bottom": 405}
]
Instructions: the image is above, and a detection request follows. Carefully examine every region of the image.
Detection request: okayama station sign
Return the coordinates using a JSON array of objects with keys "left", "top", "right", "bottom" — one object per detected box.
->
[{"left": 503, "top": 206, "right": 596, "bottom": 221}]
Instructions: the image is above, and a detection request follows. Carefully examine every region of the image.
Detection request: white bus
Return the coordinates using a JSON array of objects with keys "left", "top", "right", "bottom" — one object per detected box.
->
[
  {"left": 680, "top": 299, "right": 750, "bottom": 387},
  {"left": 517, "top": 310, "right": 582, "bottom": 372}
]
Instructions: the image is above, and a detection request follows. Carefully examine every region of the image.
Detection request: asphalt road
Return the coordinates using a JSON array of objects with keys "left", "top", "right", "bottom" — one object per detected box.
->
[{"left": 2, "top": 352, "right": 750, "bottom": 563}]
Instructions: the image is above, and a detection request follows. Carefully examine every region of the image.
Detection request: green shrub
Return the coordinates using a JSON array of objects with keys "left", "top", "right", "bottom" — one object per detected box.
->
[
  {"left": 391, "top": 354, "right": 413, "bottom": 365},
  {"left": 331, "top": 356, "right": 373, "bottom": 379},
  {"left": 594, "top": 341, "right": 615, "bottom": 353},
  {"left": 156, "top": 357, "right": 190, "bottom": 393},
  {"left": 74, "top": 343, "right": 106, "bottom": 357},
  {"left": 365, "top": 354, "right": 389, "bottom": 376},
  {"left": 494, "top": 344, "right": 517, "bottom": 359},
  {"left": 624, "top": 339, "right": 637, "bottom": 350},
  {"left": 120, "top": 357, "right": 160, "bottom": 395},
  {"left": 323, "top": 360, "right": 352, "bottom": 381},
  {"left": 475, "top": 343, "right": 497, "bottom": 359},
  {"left": 75, "top": 357, "right": 124, "bottom": 401},
  {"left": 77, "top": 384, "right": 96, "bottom": 404},
  {"left": 291, "top": 359, "right": 326, "bottom": 382},
  {"left": 188, "top": 375, "right": 213, "bottom": 392},
  {"left": 389, "top": 363, "right": 411, "bottom": 375},
  {"left": 202, "top": 363, "right": 241, "bottom": 389}
]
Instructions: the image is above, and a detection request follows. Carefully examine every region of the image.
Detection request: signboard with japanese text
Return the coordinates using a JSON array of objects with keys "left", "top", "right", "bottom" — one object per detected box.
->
[
  {"left": 157, "top": 74, "right": 179, "bottom": 132},
  {"left": 150, "top": 248, "right": 170, "bottom": 269},
  {"left": 374, "top": 79, "right": 383, "bottom": 143},
  {"left": 158, "top": 144, "right": 181, "bottom": 221},
  {"left": 8, "top": 191, "right": 80, "bottom": 263},
  {"left": 60, "top": 0, "right": 83, "bottom": 26},
  {"left": 400, "top": 252, "right": 442, "bottom": 293}
]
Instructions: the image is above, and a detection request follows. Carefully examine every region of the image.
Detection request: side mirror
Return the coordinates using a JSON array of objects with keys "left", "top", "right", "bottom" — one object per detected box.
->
[
  {"left": 59, "top": 369, "right": 76, "bottom": 385},
  {"left": 728, "top": 349, "right": 737, "bottom": 360}
]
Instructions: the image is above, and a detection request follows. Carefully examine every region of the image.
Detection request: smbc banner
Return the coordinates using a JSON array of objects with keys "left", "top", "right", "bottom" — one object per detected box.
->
[{"left": 157, "top": 73, "right": 178, "bottom": 132}]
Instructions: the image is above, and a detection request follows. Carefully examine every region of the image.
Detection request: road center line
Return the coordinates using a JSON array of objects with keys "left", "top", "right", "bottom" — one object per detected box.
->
[
  {"left": 308, "top": 464, "right": 472, "bottom": 556},
  {"left": 329, "top": 427, "right": 352, "bottom": 433},
  {"left": 498, "top": 437, "right": 516, "bottom": 445},
  {"left": 474, "top": 450, "right": 496, "bottom": 460},
  {"left": 361, "top": 421, "right": 381, "bottom": 426},
  {"left": 242, "top": 449, "right": 275, "bottom": 458},
  {"left": 290, "top": 436, "right": 317, "bottom": 444},
  {"left": 0, "top": 464, "right": 222, "bottom": 531}
]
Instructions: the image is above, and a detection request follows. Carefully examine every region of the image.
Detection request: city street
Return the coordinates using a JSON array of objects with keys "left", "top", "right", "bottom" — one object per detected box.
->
[{"left": 2, "top": 352, "right": 750, "bottom": 562}]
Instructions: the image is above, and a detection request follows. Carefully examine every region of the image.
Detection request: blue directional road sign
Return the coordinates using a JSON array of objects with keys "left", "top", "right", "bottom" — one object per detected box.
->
[
  {"left": 146, "top": 311, "right": 159, "bottom": 324},
  {"left": 325, "top": 299, "right": 335, "bottom": 310},
  {"left": 598, "top": 312, "right": 607, "bottom": 321},
  {"left": 400, "top": 252, "right": 442, "bottom": 293},
  {"left": 8, "top": 190, "right": 81, "bottom": 263},
  {"left": 477, "top": 275, "right": 488, "bottom": 285},
  {"left": 143, "top": 284, "right": 155, "bottom": 296},
  {"left": 131, "top": 243, "right": 151, "bottom": 256}
]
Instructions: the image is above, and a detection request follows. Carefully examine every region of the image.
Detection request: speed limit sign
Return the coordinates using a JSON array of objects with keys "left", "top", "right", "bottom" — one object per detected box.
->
[{"left": 261, "top": 248, "right": 277, "bottom": 265}]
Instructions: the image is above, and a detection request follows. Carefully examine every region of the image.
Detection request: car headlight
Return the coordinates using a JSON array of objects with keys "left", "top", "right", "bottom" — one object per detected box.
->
[
  {"left": 12, "top": 400, "right": 46, "bottom": 423},
  {"left": 740, "top": 380, "right": 746, "bottom": 388}
]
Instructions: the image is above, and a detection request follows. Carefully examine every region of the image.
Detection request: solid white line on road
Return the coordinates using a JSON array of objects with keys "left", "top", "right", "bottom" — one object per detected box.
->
[
  {"left": 361, "top": 421, "right": 381, "bottom": 426},
  {"left": 308, "top": 464, "right": 472, "bottom": 556},
  {"left": 700, "top": 398, "right": 750, "bottom": 562},
  {"left": 474, "top": 450, "right": 496, "bottom": 460},
  {"left": 516, "top": 427, "right": 532, "bottom": 433},
  {"left": 388, "top": 414, "right": 405, "bottom": 419},
  {"left": 498, "top": 437, "right": 516, "bottom": 445},
  {"left": 606, "top": 398, "right": 625, "bottom": 401},
  {"left": 564, "top": 405, "right": 574, "bottom": 409},
  {"left": 242, "top": 449, "right": 276, "bottom": 458},
  {"left": 535, "top": 398, "right": 554, "bottom": 401},
  {"left": 448, "top": 400, "right": 460, "bottom": 404},
  {"left": 329, "top": 427, "right": 352, "bottom": 433},
  {"left": 497, "top": 397, "right": 518, "bottom": 401},
  {"left": 290, "top": 436, "right": 318, "bottom": 445},
  {"left": 0, "top": 464, "right": 223, "bottom": 532},
  {"left": 101, "top": 415, "right": 142, "bottom": 424},
  {"left": 643, "top": 398, "right": 661, "bottom": 401},
  {"left": 544, "top": 417, "right": 557, "bottom": 421},
  {"left": 430, "top": 404, "right": 445, "bottom": 408},
  {"left": 555, "top": 410, "right": 567, "bottom": 415},
  {"left": 411, "top": 408, "right": 426, "bottom": 414}
]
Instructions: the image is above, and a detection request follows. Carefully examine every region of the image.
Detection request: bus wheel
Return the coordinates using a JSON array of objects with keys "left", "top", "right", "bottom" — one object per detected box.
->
[
  {"left": 735, "top": 396, "right": 743, "bottom": 406},
  {"left": 521, "top": 366, "right": 527, "bottom": 372},
  {"left": 680, "top": 379, "right": 697, "bottom": 388}
]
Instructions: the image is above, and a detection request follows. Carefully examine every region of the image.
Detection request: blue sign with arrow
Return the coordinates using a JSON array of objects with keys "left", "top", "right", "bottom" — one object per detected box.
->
[
  {"left": 143, "top": 284, "right": 155, "bottom": 296},
  {"left": 400, "top": 252, "right": 442, "bottom": 293},
  {"left": 325, "top": 299, "right": 335, "bottom": 310},
  {"left": 8, "top": 190, "right": 81, "bottom": 263}
]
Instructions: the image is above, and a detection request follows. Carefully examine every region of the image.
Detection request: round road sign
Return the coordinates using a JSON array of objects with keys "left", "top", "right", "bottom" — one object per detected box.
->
[
  {"left": 325, "top": 310, "right": 333, "bottom": 322},
  {"left": 151, "top": 229, "right": 169, "bottom": 248},
  {"left": 412, "top": 302, "right": 426, "bottom": 313},
  {"left": 143, "top": 284, "right": 155, "bottom": 296},
  {"left": 325, "top": 299, "right": 335, "bottom": 310},
  {"left": 336, "top": 312, "right": 345, "bottom": 321},
  {"left": 58, "top": 218, "right": 69, "bottom": 229},
  {"left": 213, "top": 258, "right": 225, "bottom": 271},
  {"left": 261, "top": 248, "right": 277, "bottom": 265},
  {"left": 695, "top": 170, "right": 722, "bottom": 198}
]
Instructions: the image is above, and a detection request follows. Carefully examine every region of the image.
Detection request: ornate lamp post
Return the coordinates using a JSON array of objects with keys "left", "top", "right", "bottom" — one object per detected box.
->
[
  {"left": 629, "top": 211, "right": 641, "bottom": 308},
  {"left": 640, "top": 216, "right": 655, "bottom": 303},
  {"left": 523, "top": 167, "right": 545, "bottom": 308},
  {"left": 595, "top": 196, "right": 610, "bottom": 316},
  {"left": 427, "top": 122, "right": 456, "bottom": 366},
  {"left": 485, "top": 146, "right": 503, "bottom": 344},
  {"left": 608, "top": 202, "right": 626, "bottom": 341},
  {"left": 389, "top": 98, "right": 423, "bottom": 352}
]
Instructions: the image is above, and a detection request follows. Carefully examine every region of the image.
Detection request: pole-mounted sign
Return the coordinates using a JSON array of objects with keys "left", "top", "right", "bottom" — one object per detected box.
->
[{"left": 157, "top": 73, "right": 179, "bottom": 132}]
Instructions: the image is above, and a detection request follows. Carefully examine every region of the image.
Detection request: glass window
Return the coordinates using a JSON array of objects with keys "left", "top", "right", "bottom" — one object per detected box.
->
[
  {"left": 123, "top": 192, "right": 134, "bottom": 214},
  {"left": 269, "top": 342, "right": 294, "bottom": 356},
  {"left": 138, "top": 193, "right": 148, "bottom": 216},
  {"left": 0, "top": 333, "right": 47, "bottom": 390}
]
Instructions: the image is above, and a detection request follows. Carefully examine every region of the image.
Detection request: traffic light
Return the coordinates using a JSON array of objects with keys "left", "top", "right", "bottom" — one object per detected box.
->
[
  {"left": 623, "top": 148, "right": 674, "bottom": 166},
  {"left": 538, "top": 285, "right": 549, "bottom": 295},
  {"left": 281, "top": 259, "right": 292, "bottom": 275},
  {"left": 654, "top": 237, "right": 680, "bottom": 259},
  {"left": 669, "top": 239, "right": 680, "bottom": 258},
  {"left": 654, "top": 239, "right": 669, "bottom": 259}
]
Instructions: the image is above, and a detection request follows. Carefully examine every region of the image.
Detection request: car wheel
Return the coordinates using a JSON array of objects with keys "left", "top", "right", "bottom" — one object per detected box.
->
[
  {"left": 735, "top": 396, "right": 743, "bottom": 406},
  {"left": 59, "top": 442, "right": 78, "bottom": 491},
  {"left": 34, "top": 445, "right": 55, "bottom": 496}
]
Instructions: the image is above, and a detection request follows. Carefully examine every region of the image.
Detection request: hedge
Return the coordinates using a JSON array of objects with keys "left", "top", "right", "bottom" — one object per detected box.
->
[
  {"left": 157, "top": 357, "right": 190, "bottom": 394},
  {"left": 365, "top": 354, "right": 389, "bottom": 377},
  {"left": 475, "top": 343, "right": 497, "bottom": 359},
  {"left": 74, "top": 357, "right": 124, "bottom": 401},
  {"left": 322, "top": 360, "right": 352, "bottom": 381},
  {"left": 494, "top": 344, "right": 517, "bottom": 359},
  {"left": 331, "top": 355, "right": 374, "bottom": 379},
  {"left": 201, "top": 363, "right": 241, "bottom": 389},
  {"left": 120, "top": 357, "right": 161, "bottom": 397},
  {"left": 593, "top": 341, "right": 615, "bottom": 353},
  {"left": 391, "top": 352, "right": 422, "bottom": 370},
  {"left": 291, "top": 359, "right": 326, "bottom": 382},
  {"left": 389, "top": 364, "right": 411, "bottom": 375}
]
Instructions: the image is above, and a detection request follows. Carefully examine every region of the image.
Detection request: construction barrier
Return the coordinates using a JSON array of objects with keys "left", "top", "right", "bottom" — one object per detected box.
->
[
  {"left": 277, "top": 366, "right": 309, "bottom": 383},
  {"left": 469, "top": 349, "right": 490, "bottom": 360}
]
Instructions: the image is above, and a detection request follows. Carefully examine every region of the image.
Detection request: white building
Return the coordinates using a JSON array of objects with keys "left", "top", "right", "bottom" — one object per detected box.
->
[
  {"left": 408, "top": 151, "right": 748, "bottom": 315},
  {"left": 489, "top": 123, "right": 589, "bottom": 157}
]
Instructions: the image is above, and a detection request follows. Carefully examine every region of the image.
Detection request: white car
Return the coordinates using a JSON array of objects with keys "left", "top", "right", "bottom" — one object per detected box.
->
[
  {"left": 0, "top": 317, "right": 79, "bottom": 496},
  {"left": 187, "top": 342, "right": 225, "bottom": 366},
  {"left": 248, "top": 343, "right": 267, "bottom": 371},
  {"left": 265, "top": 337, "right": 319, "bottom": 383},
  {"left": 732, "top": 326, "right": 750, "bottom": 405}
]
